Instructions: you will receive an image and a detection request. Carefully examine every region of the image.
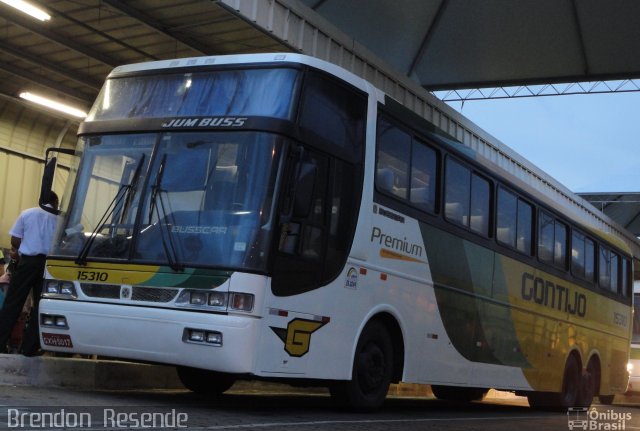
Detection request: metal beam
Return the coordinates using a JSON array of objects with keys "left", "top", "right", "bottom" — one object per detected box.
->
[
  {"left": 101, "top": 0, "right": 211, "bottom": 55},
  {"left": 0, "top": 5, "right": 120, "bottom": 67},
  {"left": 408, "top": 0, "right": 448, "bottom": 78},
  {"left": 433, "top": 79, "right": 640, "bottom": 101},
  {"left": 0, "top": 60, "right": 93, "bottom": 103},
  {"left": 310, "top": 0, "right": 329, "bottom": 9},
  {"left": 0, "top": 40, "right": 102, "bottom": 91},
  {"left": 48, "top": 5, "right": 160, "bottom": 62},
  {"left": 570, "top": 0, "right": 590, "bottom": 75}
]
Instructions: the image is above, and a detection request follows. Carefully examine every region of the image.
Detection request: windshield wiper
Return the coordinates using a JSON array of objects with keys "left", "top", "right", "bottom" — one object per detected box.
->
[
  {"left": 75, "top": 155, "right": 145, "bottom": 265},
  {"left": 148, "top": 154, "right": 184, "bottom": 272}
]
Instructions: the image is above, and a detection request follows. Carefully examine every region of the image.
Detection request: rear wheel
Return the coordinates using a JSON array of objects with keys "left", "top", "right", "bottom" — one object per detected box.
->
[
  {"left": 176, "top": 366, "right": 235, "bottom": 396},
  {"left": 576, "top": 360, "right": 596, "bottom": 407},
  {"left": 558, "top": 355, "right": 581, "bottom": 408},
  {"left": 527, "top": 355, "right": 581, "bottom": 410},
  {"left": 431, "top": 385, "right": 488, "bottom": 402},
  {"left": 330, "top": 321, "right": 393, "bottom": 411}
]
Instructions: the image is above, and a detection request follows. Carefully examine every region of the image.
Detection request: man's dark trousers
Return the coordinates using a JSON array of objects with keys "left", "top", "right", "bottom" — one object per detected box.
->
[{"left": 0, "top": 254, "right": 46, "bottom": 354}]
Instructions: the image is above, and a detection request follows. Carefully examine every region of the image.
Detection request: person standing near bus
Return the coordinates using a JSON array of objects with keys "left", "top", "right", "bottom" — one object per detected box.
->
[{"left": 0, "top": 192, "right": 59, "bottom": 356}]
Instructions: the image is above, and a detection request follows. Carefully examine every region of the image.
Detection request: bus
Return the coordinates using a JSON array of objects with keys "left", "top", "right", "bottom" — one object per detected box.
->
[
  {"left": 37, "top": 53, "right": 633, "bottom": 410},
  {"left": 627, "top": 281, "right": 640, "bottom": 395}
]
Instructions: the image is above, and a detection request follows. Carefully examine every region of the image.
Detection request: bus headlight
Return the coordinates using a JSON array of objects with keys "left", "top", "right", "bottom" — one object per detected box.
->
[
  {"left": 189, "top": 291, "right": 208, "bottom": 306},
  {"left": 208, "top": 291, "right": 226, "bottom": 307},
  {"left": 628, "top": 362, "right": 634, "bottom": 373},
  {"left": 176, "top": 290, "right": 254, "bottom": 312},
  {"left": 41, "top": 314, "right": 68, "bottom": 329},
  {"left": 43, "top": 280, "right": 77, "bottom": 299}
]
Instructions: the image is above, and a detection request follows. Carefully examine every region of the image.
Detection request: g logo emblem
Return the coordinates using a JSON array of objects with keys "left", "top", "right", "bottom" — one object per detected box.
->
[{"left": 271, "top": 318, "right": 327, "bottom": 357}]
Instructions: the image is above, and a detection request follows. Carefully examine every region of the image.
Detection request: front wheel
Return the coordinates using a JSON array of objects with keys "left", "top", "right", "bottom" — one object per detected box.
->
[
  {"left": 330, "top": 321, "right": 393, "bottom": 411},
  {"left": 176, "top": 366, "right": 236, "bottom": 396}
]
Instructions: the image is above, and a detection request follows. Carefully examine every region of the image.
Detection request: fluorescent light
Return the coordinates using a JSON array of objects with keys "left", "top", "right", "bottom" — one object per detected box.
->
[
  {"left": 19, "top": 92, "right": 87, "bottom": 118},
  {"left": 0, "top": 0, "right": 51, "bottom": 21}
]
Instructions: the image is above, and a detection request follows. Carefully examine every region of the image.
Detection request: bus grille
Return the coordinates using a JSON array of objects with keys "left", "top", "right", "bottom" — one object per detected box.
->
[
  {"left": 132, "top": 286, "right": 179, "bottom": 302},
  {"left": 80, "top": 283, "right": 120, "bottom": 299},
  {"left": 80, "top": 284, "right": 178, "bottom": 302}
]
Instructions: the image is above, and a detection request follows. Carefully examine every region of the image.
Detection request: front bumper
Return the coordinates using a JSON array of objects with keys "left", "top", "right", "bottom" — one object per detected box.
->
[{"left": 39, "top": 299, "right": 260, "bottom": 374}]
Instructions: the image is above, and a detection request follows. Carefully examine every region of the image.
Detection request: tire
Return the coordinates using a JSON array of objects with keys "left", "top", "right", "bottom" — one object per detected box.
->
[
  {"left": 527, "top": 355, "right": 581, "bottom": 410},
  {"left": 176, "top": 366, "right": 235, "bottom": 396},
  {"left": 576, "top": 360, "right": 596, "bottom": 407},
  {"left": 557, "top": 355, "right": 581, "bottom": 408},
  {"left": 330, "top": 321, "right": 393, "bottom": 411},
  {"left": 431, "top": 385, "right": 488, "bottom": 402}
]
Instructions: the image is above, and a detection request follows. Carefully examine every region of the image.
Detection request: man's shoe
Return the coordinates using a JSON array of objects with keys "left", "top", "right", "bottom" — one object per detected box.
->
[{"left": 21, "top": 349, "right": 43, "bottom": 357}]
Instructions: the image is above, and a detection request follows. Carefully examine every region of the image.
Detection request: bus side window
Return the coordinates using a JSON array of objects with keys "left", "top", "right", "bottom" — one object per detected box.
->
[
  {"left": 621, "top": 258, "right": 630, "bottom": 297},
  {"left": 599, "top": 246, "right": 611, "bottom": 290},
  {"left": 444, "top": 158, "right": 470, "bottom": 227},
  {"left": 554, "top": 221, "right": 567, "bottom": 268},
  {"left": 584, "top": 237, "right": 596, "bottom": 282},
  {"left": 516, "top": 199, "right": 533, "bottom": 254},
  {"left": 538, "top": 212, "right": 554, "bottom": 263},
  {"left": 410, "top": 140, "right": 437, "bottom": 213},
  {"left": 299, "top": 71, "right": 366, "bottom": 159},
  {"left": 376, "top": 117, "right": 410, "bottom": 199},
  {"left": 444, "top": 157, "right": 490, "bottom": 236},
  {"left": 497, "top": 188, "right": 517, "bottom": 247},
  {"left": 571, "top": 230, "right": 586, "bottom": 279},
  {"left": 610, "top": 252, "right": 619, "bottom": 294}
]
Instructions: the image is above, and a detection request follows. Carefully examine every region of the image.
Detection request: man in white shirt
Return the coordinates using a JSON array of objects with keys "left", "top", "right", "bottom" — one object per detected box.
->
[{"left": 0, "top": 192, "right": 59, "bottom": 355}]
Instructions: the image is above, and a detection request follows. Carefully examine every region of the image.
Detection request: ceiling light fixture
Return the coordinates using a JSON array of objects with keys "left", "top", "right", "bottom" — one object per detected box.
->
[
  {"left": 19, "top": 92, "right": 87, "bottom": 118},
  {"left": 0, "top": 0, "right": 51, "bottom": 21}
]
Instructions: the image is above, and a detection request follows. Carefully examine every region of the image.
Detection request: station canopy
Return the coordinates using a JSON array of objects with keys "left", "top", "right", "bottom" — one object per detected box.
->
[{"left": 302, "top": 0, "right": 640, "bottom": 92}]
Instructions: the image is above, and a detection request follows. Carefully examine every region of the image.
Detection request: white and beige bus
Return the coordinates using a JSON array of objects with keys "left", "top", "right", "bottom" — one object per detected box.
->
[{"left": 38, "top": 53, "right": 633, "bottom": 410}]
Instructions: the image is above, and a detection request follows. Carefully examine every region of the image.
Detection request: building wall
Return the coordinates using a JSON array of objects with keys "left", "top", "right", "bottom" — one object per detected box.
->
[{"left": 0, "top": 98, "right": 77, "bottom": 250}]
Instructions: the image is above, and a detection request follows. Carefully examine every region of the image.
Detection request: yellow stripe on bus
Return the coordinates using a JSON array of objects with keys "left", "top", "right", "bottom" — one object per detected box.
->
[
  {"left": 46, "top": 259, "right": 161, "bottom": 285},
  {"left": 380, "top": 248, "right": 427, "bottom": 264}
]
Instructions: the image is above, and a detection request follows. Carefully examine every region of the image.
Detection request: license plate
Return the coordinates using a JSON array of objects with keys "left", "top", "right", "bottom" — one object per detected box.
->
[{"left": 42, "top": 333, "right": 74, "bottom": 348}]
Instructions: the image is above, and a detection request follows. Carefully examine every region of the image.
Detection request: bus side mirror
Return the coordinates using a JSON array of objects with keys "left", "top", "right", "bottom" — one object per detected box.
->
[
  {"left": 40, "top": 156, "right": 57, "bottom": 211},
  {"left": 40, "top": 147, "right": 77, "bottom": 215},
  {"left": 292, "top": 162, "right": 316, "bottom": 218}
]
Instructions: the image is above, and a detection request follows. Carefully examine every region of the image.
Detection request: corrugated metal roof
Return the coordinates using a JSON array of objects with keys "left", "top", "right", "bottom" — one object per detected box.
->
[{"left": 0, "top": 0, "right": 290, "bottom": 113}]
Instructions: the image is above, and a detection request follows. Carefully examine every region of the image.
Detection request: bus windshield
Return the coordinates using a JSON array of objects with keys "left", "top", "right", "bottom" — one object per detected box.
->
[{"left": 52, "top": 131, "right": 285, "bottom": 272}]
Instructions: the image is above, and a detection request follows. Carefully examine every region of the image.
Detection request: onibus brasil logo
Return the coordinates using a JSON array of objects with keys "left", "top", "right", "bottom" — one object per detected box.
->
[{"left": 567, "top": 407, "right": 632, "bottom": 430}]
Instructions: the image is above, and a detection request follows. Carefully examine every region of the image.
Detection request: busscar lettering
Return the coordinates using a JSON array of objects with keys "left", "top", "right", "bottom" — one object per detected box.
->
[
  {"left": 171, "top": 225, "right": 227, "bottom": 235},
  {"left": 521, "top": 272, "right": 587, "bottom": 317},
  {"left": 161, "top": 117, "right": 247, "bottom": 128}
]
